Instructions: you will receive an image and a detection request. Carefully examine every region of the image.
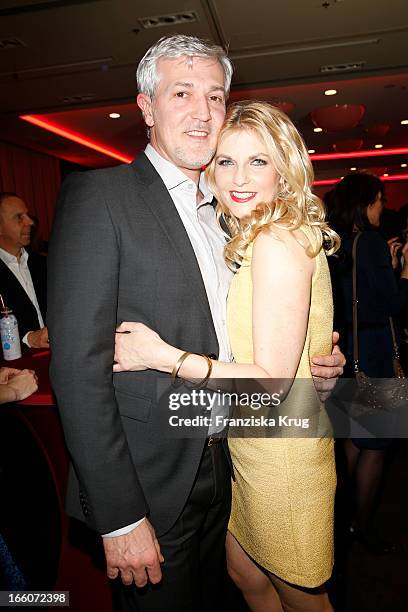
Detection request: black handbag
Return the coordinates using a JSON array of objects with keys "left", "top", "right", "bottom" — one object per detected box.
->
[{"left": 350, "top": 232, "right": 407, "bottom": 417}]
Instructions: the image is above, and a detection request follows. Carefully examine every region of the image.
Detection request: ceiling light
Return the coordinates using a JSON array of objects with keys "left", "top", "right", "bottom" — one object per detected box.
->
[
  {"left": 321, "top": 61, "right": 365, "bottom": 74},
  {"left": 401, "top": 119, "right": 408, "bottom": 125},
  {"left": 308, "top": 149, "right": 316, "bottom": 154},
  {"left": 314, "top": 127, "right": 323, "bottom": 133},
  {"left": 139, "top": 11, "right": 198, "bottom": 29},
  {"left": 401, "top": 163, "right": 407, "bottom": 168},
  {"left": 374, "top": 144, "right": 383, "bottom": 149},
  {"left": 324, "top": 89, "right": 337, "bottom": 96},
  {"left": 350, "top": 167, "right": 357, "bottom": 171},
  {"left": 109, "top": 112, "right": 121, "bottom": 119},
  {"left": 0, "top": 37, "right": 26, "bottom": 49}
]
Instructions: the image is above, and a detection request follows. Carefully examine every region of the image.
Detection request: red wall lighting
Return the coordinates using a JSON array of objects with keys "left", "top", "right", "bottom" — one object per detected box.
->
[
  {"left": 314, "top": 179, "right": 342, "bottom": 186},
  {"left": 20, "top": 115, "right": 133, "bottom": 164},
  {"left": 18, "top": 114, "right": 408, "bottom": 172},
  {"left": 314, "top": 174, "right": 408, "bottom": 186},
  {"left": 310, "top": 147, "right": 408, "bottom": 161}
]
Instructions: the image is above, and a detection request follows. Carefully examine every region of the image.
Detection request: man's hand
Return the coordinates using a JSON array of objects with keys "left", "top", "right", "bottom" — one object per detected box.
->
[
  {"left": 27, "top": 327, "right": 49, "bottom": 349},
  {"left": 0, "top": 367, "right": 21, "bottom": 384},
  {"left": 5, "top": 369, "right": 38, "bottom": 401},
  {"left": 387, "top": 236, "right": 403, "bottom": 270},
  {"left": 311, "top": 332, "right": 346, "bottom": 401},
  {"left": 103, "top": 518, "right": 164, "bottom": 587},
  {"left": 401, "top": 241, "right": 408, "bottom": 280}
]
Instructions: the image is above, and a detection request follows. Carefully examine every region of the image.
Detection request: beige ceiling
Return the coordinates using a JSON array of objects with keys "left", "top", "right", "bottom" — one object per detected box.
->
[{"left": 0, "top": 0, "right": 407, "bottom": 178}]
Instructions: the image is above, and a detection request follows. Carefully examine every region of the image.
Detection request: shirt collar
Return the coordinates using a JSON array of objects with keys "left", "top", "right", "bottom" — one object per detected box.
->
[
  {"left": 198, "top": 172, "right": 214, "bottom": 206},
  {"left": 144, "top": 144, "right": 214, "bottom": 206},
  {"left": 0, "top": 246, "right": 27, "bottom": 265}
]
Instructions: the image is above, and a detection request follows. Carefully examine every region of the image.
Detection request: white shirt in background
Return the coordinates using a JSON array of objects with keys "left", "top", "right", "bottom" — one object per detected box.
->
[{"left": 0, "top": 247, "right": 44, "bottom": 345}]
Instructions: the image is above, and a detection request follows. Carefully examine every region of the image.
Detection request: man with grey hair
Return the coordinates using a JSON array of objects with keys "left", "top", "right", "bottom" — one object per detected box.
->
[{"left": 48, "top": 34, "right": 344, "bottom": 611}]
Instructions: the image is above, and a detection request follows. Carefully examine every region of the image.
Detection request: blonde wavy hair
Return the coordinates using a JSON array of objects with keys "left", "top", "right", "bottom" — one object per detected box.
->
[{"left": 205, "top": 100, "right": 340, "bottom": 270}]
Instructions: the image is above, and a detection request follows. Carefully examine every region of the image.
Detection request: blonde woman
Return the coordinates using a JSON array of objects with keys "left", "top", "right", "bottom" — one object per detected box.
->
[{"left": 114, "top": 101, "right": 340, "bottom": 611}]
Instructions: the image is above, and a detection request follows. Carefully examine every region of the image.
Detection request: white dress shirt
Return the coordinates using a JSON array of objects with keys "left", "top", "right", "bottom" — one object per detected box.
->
[
  {"left": 145, "top": 144, "right": 233, "bottom": 362},
  {"left": 103, "top": 146, "right": 233, "bottom": 538},
  {"left": 0, "top": 247, "right": 44, "bottom": 345}
]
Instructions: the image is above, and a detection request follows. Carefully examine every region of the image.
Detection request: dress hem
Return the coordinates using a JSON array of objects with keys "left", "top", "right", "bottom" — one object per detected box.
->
[{"left": 228, "top": 527, "right": 333, "bottom": 589}]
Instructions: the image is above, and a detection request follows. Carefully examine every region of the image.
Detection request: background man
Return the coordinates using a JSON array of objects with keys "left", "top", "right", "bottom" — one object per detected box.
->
[
  {"left": 0, "top": 193, "right": 48, "bottom": 349},
  {"left": 47, "top": 35, "right": 344, "bottom": 612}
]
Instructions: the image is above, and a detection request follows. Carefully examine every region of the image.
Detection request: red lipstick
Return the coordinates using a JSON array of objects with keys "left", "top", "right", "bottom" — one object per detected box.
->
[{"left": 229, "top": 191, "right": 257, "bottom": 203}]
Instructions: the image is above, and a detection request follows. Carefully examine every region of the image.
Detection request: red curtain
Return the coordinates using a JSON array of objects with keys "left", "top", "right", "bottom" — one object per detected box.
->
[{"left": 0, "top": 141, "right": 61, "bottom": 240}]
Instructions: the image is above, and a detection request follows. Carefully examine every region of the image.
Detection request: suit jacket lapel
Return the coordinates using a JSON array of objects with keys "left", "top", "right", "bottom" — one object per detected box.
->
[
  {"left": 0, "top": 259, "right": 36, "bottom": 315},
  {"left": 130, "top": 154, "right": 218, "bottom": 340}
]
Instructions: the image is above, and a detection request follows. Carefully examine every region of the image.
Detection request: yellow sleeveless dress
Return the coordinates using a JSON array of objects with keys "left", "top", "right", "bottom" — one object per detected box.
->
[{"left": 227, "top": 228, "right": 336, "bottom": 588}]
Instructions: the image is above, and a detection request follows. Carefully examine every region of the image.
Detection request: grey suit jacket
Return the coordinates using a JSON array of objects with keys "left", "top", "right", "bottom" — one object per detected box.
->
[{"left": 47, "top": 153, "right": 220, "bottom": 535}]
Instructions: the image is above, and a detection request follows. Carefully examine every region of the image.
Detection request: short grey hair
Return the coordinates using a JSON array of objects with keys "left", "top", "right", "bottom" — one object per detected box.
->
[{"left": 136, "top": 34, "right": 233, "bottom": 99}]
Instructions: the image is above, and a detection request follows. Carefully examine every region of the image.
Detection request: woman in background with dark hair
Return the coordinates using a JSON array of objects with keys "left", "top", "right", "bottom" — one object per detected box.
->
[{"left": 328, "top": 172, "right": 408, "bottom": 554}]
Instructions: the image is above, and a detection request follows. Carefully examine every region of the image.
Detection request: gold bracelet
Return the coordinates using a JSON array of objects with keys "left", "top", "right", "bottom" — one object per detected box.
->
[
  {"left": 171, "top": 351, "right": 192, "bottom": 386},
  {"left": 195, "top": 354, "right": 213, "bottom": 389},
  {"left": 170, "top": 352, "right": 213, "bottom": 389}
]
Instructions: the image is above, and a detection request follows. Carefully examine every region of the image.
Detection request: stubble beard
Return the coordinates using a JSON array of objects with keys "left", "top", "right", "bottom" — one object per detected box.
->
[{"left": 174, "top": 145, "right": 216, "bottom": 170}]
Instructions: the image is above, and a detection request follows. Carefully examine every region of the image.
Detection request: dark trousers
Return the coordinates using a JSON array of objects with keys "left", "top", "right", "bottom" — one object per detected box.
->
[{"left": 112, "top": 442, "right": 232, "bottom": 612}]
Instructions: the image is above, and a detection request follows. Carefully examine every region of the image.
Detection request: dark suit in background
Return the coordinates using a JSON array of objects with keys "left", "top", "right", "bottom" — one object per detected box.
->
[
  {"left": 47, "top": 154, "right": 231, "bottom": 611},
  {"left": 0, "top": 252, "right": 47, "bottom": 343},
  {"left": 331, "top": 230, "right": 406, "bottom": 377}
]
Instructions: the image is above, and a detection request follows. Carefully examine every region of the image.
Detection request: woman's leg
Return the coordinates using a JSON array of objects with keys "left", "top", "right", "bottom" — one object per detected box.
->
[
  {"left": 344, "top": 438, "right": 360, "bottom": 476},
  {"left": 267, "top": 572, "right": 333, "bottom": 612},
  {"left": 353, "top": 448, "right": 385, "bottom": 530},
  {"left": 226, "top": 531, "right": 283, "bottom": 612},
  {"left": 345, "top": 439, "right": 385, "bottom": 528},
  {"left": 344, "top": 441, "right": 393, "bottom": 552}
]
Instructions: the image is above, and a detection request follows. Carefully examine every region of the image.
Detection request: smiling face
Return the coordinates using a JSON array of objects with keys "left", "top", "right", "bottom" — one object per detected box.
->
[
  {"left": 137, "top": 56, "right": 226, "bottom": 182},
  {"left": 214, "top": 128, "right": 279, "bottom": 220},
  {"left": 0, "top": 196, "right": 33, "bottom": 256}
]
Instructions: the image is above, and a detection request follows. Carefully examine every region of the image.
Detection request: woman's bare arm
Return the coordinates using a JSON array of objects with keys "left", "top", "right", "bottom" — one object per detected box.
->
[{"left": 114, "top": 227, "right": 314, "bottom": 391}]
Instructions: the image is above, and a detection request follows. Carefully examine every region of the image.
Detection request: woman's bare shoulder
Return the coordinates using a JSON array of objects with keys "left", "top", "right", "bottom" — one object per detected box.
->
[{"left": 253, "top": 224, "right": 314, "bottom": 269}]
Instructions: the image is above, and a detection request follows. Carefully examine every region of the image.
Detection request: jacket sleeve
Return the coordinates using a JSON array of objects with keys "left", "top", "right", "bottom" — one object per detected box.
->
[
  {"left": 398, "top": 278, "right": 408, "bottom": 326},
  {"left": 358, "top": 232, "right": 400, "bottom": 323},
  {"left": 47, "top": 171, "right": 148, "bottom": 534}
]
